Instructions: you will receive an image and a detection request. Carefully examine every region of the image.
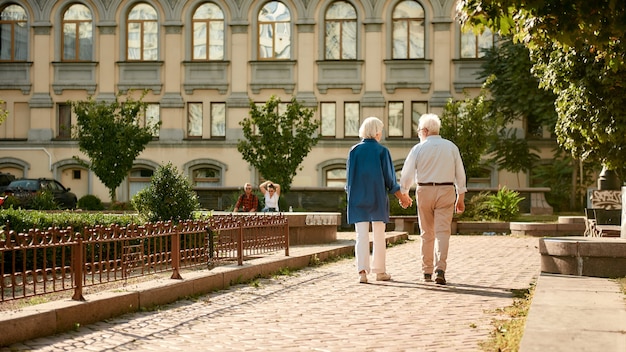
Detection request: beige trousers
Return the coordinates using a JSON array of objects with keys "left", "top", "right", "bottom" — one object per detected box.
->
[
  {"left": 355, "top": 221, "right": 387, "bottom": 274},
  {"left": 416, "top": 185, "right": 456, "bottom": 274}
]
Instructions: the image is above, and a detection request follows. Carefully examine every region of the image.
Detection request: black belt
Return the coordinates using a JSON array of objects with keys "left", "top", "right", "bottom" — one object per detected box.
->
[{"left": 418, "top": 182, "right": 454, "bottom": 186}]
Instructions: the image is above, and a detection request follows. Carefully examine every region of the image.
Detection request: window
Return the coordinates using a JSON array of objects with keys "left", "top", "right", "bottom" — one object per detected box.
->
[
  {"left": 62, "top": 4, "right": 93, "bottom": 61},
  {"left": 258, "top": 1, "right": 291, "bottom": 59},
  {"left": 129, "top": 167, "right": 153, "bottom": 198},
  {"left": 72, "top": 169, "right": 81, "bottom": 179},
  {"left": 0, "top": 4, "right": 28, "bottom": 61},
  {"left": 57, "top": 103, "right": 74, "bottom": 139},
  {"left": 392, "top": 0, "right": 424, "bottom": 59},
  {"left": 320, "top": 102, "right": 336, "bottom": 137},
  {"left": 192, "top": 3, "right": 224, "bottom": 60},
  {"left": 388, "top": 102, "right": 403, "bottom": 137},
  {"left": 325, "top": 1, "right": 356, "bottom": 60},
  {"left": 211, "top": 102, "right": 226, "bottom": 137},
  {"left": 326, "top": 167, "right": 346, "bottom": 187},
  {"left": 187, "top": 102, "right": 225, "bottom": 138},
  {"left": 127, "top": 3, "right": 158, "bottom": 61},
  {"left": 461, "top": 28, "right": 493, "bottom": 59},
  {"left": 410, "top": 101, "right": 428, "bottom": 137},
  {"left": 193, "top": 167, "right": 221, "bottom": 187},
  {"left": 188, "top": 102, "right": 203, "bottom": 137},
  {"left": 344, "top": 102, "right": 360, "bottom": 137},
  {"left": 139, "top": 103, "right": 160, "bottom": 137},
  {"left": 468, "top": 167, "right": 492, "bottom": 188}
]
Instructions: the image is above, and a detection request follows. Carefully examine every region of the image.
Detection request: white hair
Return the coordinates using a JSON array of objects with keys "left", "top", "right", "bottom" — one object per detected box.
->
[{"left": 359, "top": 116, "right": 383, "bottom": 139}]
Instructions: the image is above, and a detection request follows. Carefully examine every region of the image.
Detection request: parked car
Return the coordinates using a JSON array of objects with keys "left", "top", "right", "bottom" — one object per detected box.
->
[
  {"left": 3, "top": 178, "right": 77, "bottom": 209},
  {"left": 0, "top": 172, "right": 16, "bottom": 193}
]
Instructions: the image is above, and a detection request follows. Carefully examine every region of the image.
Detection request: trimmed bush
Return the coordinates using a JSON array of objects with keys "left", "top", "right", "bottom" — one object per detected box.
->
[
  {"left": 131, "top": 162, "right": 200, "bottom": 223},
  {"left": 78, "top": 194, "right": 105, "bottom": 210}
]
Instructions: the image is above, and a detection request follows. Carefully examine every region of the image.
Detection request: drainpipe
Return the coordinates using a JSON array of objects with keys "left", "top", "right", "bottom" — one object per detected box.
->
[{"left": 0, "top": 147, "right": 52, "bottom": 171}]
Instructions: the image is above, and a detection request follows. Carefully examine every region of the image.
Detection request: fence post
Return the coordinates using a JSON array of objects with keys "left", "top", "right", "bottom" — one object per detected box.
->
[
  {"left": 71, "top": 235, "right": 85, "bottom": 301},
  {"left": 284, "top": 217, "right": 289, "bottom": 257},
  {"left": 237, "top": 221, "right": 243, "bottom": 266},
  {"left": 171, "top": 224, "right": 182, "bottom": 279}
]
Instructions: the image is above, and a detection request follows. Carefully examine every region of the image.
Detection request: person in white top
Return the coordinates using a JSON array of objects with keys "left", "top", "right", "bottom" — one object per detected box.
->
[
  {"left": 399, "top": 113, "right": 467, "bottom": 285},
  {"left": 260, "top": 180, "right": 280, "bottom": 212}
]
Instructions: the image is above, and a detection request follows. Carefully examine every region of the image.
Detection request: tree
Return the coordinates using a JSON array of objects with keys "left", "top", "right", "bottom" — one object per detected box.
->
[
  {"left": 132, "top": 162, "right": 200, "bottom": 223},
  {"left": 71, "top": 91, "right": 159, "bottom": 202},
  {"left": 237, "top": 96, "right": 320, "bottom": 193},
  {"left": 440, "top": 93, "right": 498, "bottom": 179},
  {"left": 459, "top": 0, "right": 626, "bottom": 176}
]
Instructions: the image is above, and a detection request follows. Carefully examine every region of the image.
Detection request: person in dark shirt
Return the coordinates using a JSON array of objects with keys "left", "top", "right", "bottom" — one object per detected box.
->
[{"left": 233, "top": 183, "right": 259, "bottom": 212}]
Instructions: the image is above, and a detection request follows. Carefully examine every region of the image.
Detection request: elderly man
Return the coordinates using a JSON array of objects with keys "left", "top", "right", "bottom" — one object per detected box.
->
[
  {"left": 399, "top": 113, "right": 466, "bottom": 285},
  {"left": 233, "top": 183, "right": 259, "bottom": 212}
]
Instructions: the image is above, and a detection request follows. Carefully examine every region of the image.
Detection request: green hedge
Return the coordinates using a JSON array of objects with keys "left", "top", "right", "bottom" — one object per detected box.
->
[{"left": 0, "top": 208, "right": 140, "bottom": 235}]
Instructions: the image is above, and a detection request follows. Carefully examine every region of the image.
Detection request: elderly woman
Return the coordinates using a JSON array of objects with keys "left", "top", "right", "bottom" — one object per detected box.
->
[{"left": 346, "top": 117, "right": 412, "bottom": 284}]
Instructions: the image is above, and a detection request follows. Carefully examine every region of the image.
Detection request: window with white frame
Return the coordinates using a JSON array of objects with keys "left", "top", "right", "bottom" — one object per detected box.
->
[
  {"left": 62, "top": 4, "right": 93, "bottom": 61},
  {"left": 392, "top": 0, "right": 424, "bottom": 59},
  {"left": 344, "top": 102, "right": 360, "bottom": 137},
  {"left": 258, "top": 1, "right": 291, "bottom": 60},
  {"left": 388, "top": 102, "right": 404, "bottom": 137},
  {"left": 461, "top": 27, "right": 494, "bottom": 59},
  {"left": 192, "top": 3, "right": 224, "bottom": 61},
  {"left": 127, "top": 3, "right": 158, "bottom": 61},
  {"left": 324, "top": 1, "right": 357, "bottom": 60},
  {"left": 320, "top": 102, "right": 336, "bottom": 137},
  {"left": 0, "top": 4, "right": 28, "bottom": 61}
]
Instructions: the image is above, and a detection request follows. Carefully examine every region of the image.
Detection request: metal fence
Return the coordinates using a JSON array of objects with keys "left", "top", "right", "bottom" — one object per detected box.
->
[{"left": 0, "top": 214, "right": 288, "bottom": 303}]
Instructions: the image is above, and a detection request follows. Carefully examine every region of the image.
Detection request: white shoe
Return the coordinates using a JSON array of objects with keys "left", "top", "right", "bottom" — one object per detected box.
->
[
  {"left": 376, "top": 273, "right": 391, "bottom": 281},
  {"left": 359, "top": 271, "right": 368, "bottom": 283}
]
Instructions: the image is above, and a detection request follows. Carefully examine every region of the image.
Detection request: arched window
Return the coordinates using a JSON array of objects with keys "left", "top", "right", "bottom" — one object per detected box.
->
[
  {"left": 324, "top": 1, "right": 356, "bottom": 60},
  {"left": 392, "top": 0, "right": 424, "bottom": 59},
  {"left": 129, "top": 167, "right": 154, "bottom": 198},
  {"left": 192, "top": 167, "right": 222, "bottom": 187},
  {"left": 192, "top": 3, "right": 224, "bottom": 60},
  {"left": 325, "top": 167, "right": 346, "bottom": 187},
  {"left": 62, "top": 4, "right": 93, "bottom": 61},
  {"left": 0, "top": 4, "right": 28, "bottom": 61},
  {"left": 127, "top": 3, "right": 158, "bottom": 61},
  {"left": 258, "top": 1, "right": 290, "bottom": 59}
]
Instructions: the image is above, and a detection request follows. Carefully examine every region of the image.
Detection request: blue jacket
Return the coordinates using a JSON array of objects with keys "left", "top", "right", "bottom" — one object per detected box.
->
[{"left": 346, "top": 138, "right": 401, "bottom": 224}]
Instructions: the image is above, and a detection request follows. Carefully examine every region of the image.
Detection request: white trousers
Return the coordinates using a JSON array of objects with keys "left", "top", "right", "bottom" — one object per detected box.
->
[{"left": 355, "top": 221, "right": 387, "bottom": 274}]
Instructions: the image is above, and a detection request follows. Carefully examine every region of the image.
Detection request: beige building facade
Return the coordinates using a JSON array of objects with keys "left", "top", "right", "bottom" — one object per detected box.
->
[{"left": 0, "top": 0, "right": 545, "bottom": 204}]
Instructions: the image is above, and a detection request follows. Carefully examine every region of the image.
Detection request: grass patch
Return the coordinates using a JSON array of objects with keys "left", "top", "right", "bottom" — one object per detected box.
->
[{"left": 481, "top": 283, "right": 535, "bottom": 352}]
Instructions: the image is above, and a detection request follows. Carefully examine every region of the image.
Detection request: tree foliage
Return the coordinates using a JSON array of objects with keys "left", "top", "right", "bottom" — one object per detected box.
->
[
  {"left": 458, "top": 0, "right": 626, "bottom": 172},
  {"left": 440, "top": 94, "right": 498, "bottom": 178},
  {"left": 237, "top": 96, "right": 320, "bottom": 193},
  {"left": 132, "top": 162, "right": 200, "bottom": 223},
  {"left": 480, "top": 38, "right": 558, "bottom": 130},
  {"left": 71, "top": 91, "right": 159, "bottom": 202}
]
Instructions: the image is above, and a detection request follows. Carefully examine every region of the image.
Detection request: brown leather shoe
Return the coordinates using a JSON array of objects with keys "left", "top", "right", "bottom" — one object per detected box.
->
[{"left": 423, "top": 273, "right": 433, "bottom": 282}]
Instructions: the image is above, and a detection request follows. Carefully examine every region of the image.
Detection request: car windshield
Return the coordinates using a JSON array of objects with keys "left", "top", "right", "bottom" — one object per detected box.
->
[{"left": 10, "top": 180, "right": 39, "bottom": 191}]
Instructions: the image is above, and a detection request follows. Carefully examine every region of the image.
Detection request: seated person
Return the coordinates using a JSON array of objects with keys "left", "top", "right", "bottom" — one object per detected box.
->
[
  {"left": 233, "top": 183, "right": 259, "bottom": 212},
  {"left": 259, "top": 180, "right": 280, "bottom": 212}
]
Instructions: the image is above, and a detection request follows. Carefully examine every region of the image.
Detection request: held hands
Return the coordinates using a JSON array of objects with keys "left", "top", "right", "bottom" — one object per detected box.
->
[{"left": 398, "top": 193, "right": 413, "bottom": 209}]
